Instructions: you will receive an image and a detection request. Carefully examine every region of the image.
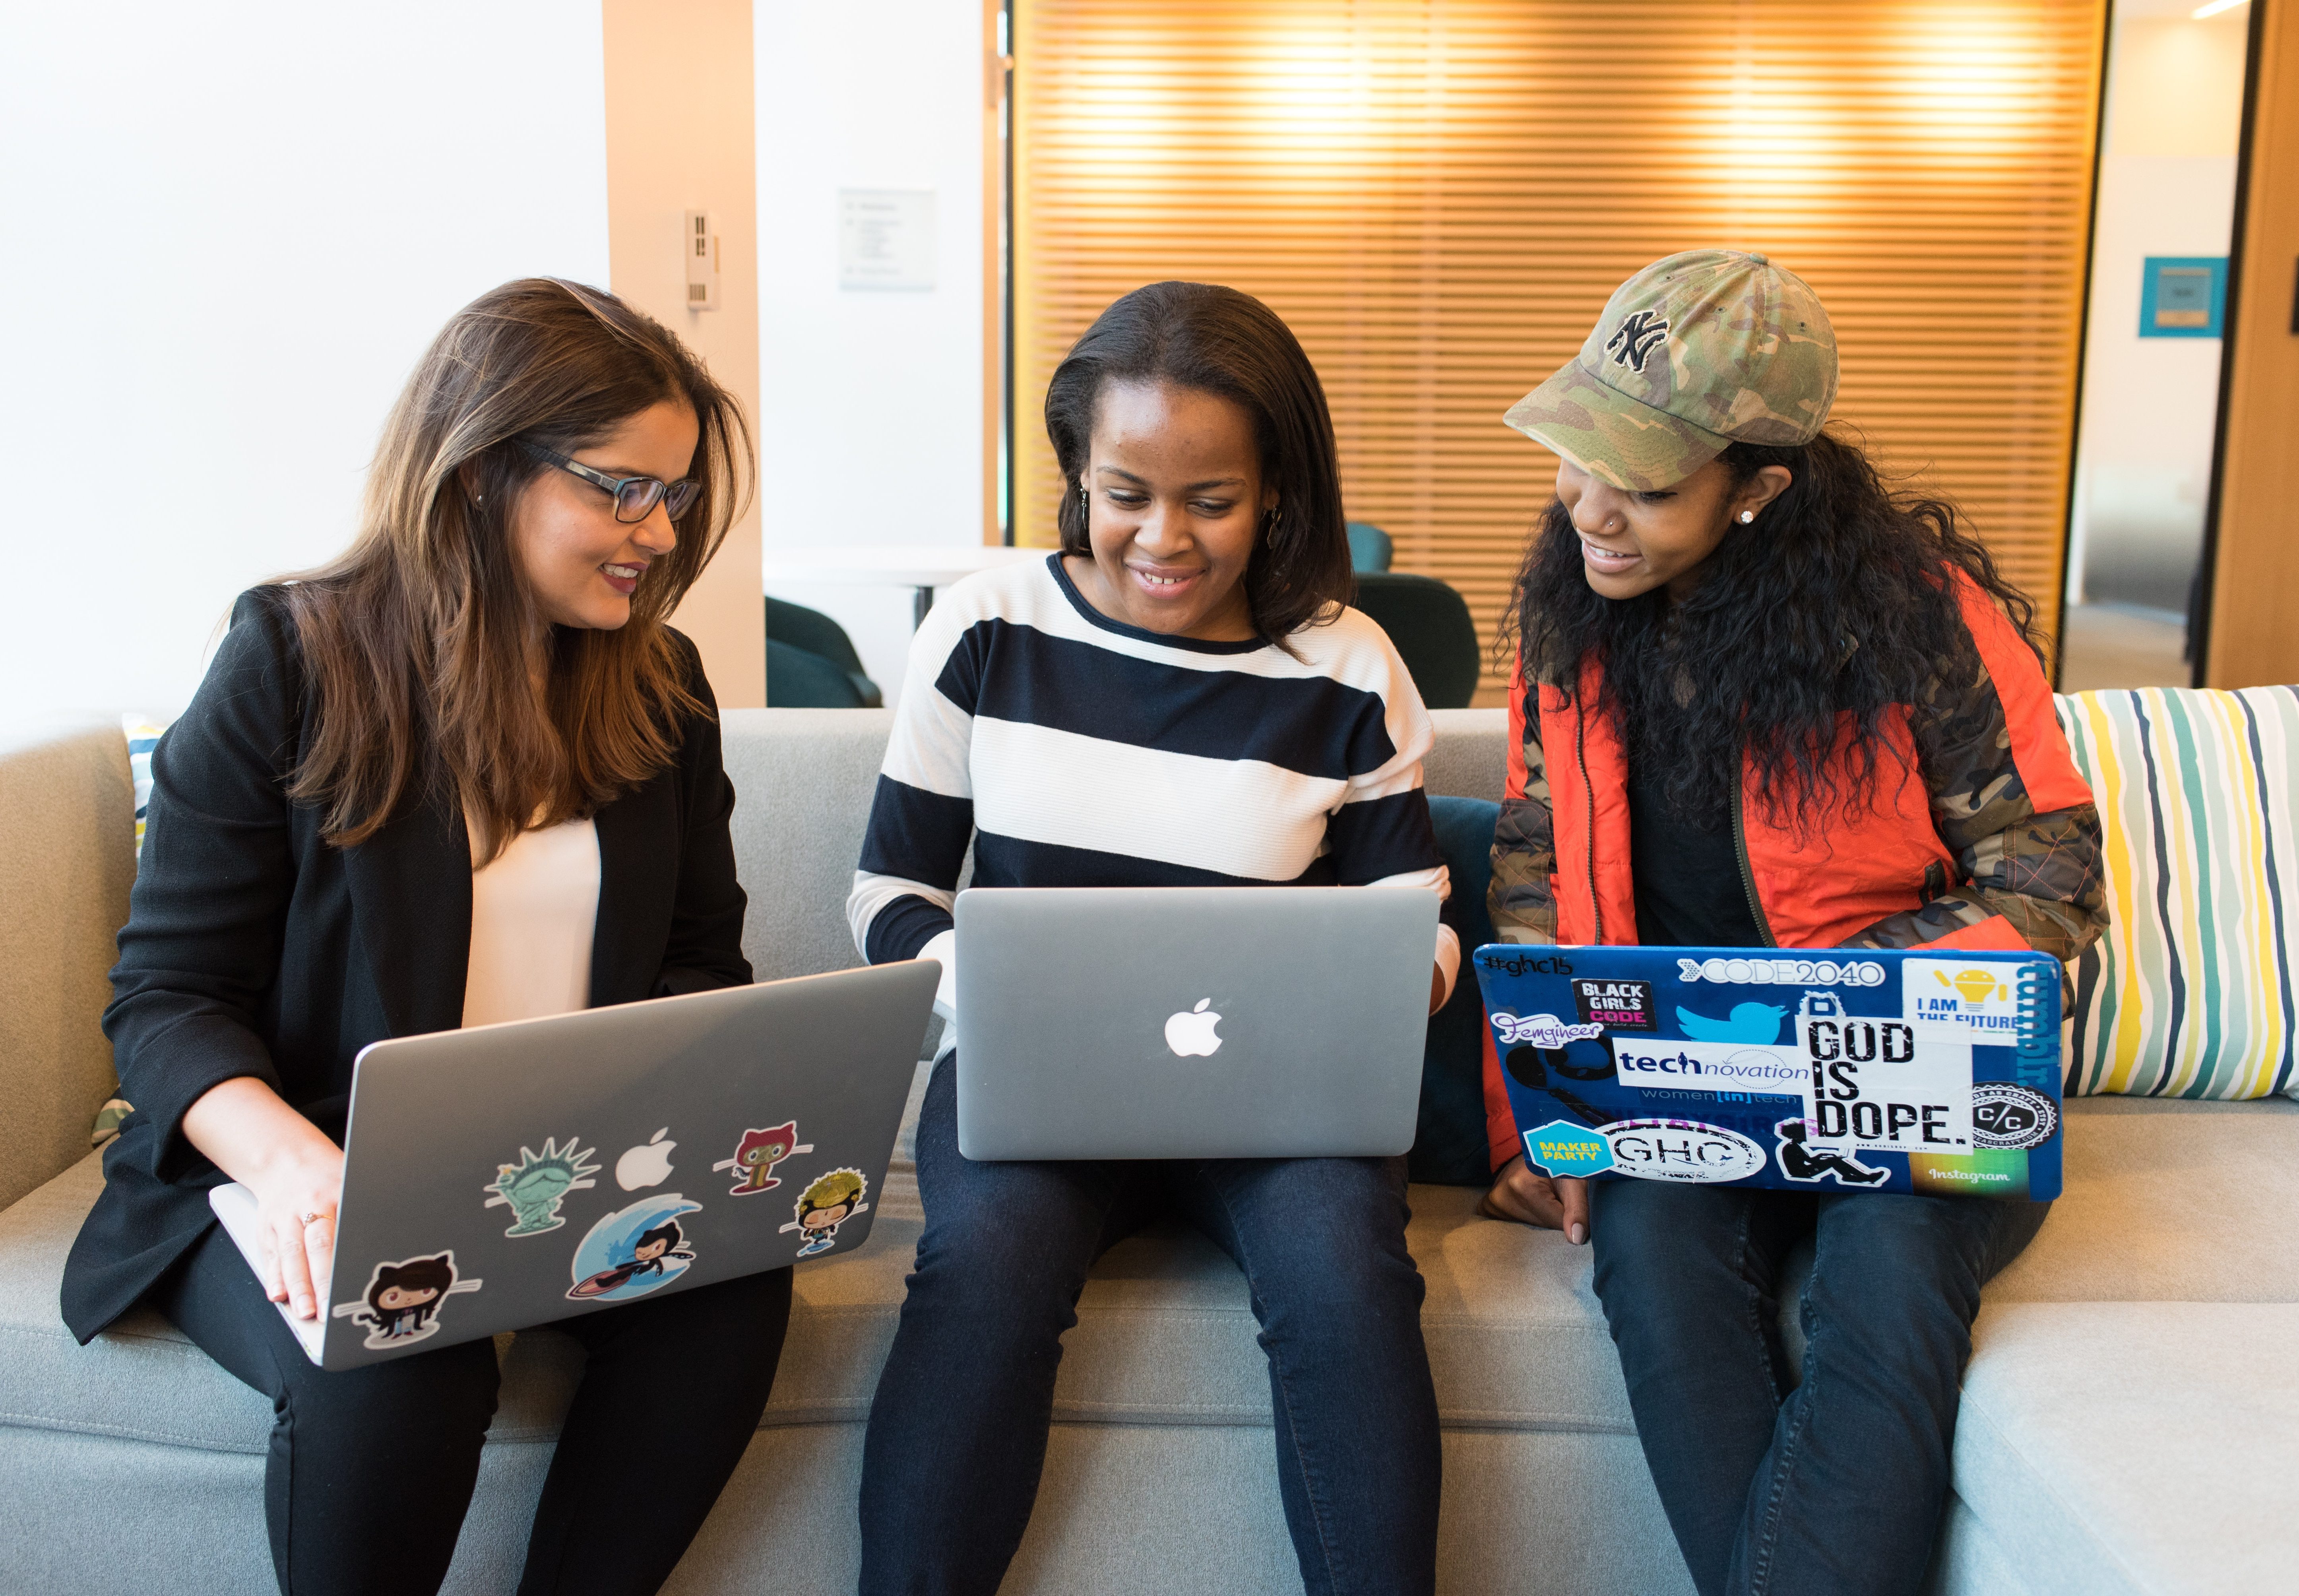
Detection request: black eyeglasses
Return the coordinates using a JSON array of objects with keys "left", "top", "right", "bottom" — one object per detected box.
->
[{"left": 521, "top": 440, "right": 701, "bottom": 523}]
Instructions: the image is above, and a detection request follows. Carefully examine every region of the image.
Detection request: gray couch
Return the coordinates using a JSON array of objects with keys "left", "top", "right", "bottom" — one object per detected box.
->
[{"left": 1, "top": 709, "right": 2293, "bottom": 1595}]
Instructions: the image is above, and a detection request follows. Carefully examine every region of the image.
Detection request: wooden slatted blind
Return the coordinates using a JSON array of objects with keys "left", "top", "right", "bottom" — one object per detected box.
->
[{"left": 1013, "top": 0, "right": 2105, "bottom": 695}]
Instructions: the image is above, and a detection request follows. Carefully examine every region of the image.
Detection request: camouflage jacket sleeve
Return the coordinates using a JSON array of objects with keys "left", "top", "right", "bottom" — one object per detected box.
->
[
  {"left": 1488, "top": 678, "right": 1559, "bottom": 944},
  {"left": 1840, "top": 643, "right": 2108, "bottom": 980}
]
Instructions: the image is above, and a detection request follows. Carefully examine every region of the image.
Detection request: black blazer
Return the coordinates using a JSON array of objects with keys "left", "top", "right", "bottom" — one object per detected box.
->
[{"left": 62, "top": 589, "right": 750, "bottom": 1340}]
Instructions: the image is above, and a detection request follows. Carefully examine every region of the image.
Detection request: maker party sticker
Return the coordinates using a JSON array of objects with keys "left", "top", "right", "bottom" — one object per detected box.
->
[{"left": 1522, "top": 1119, "right": 1615, "bottom": 1178}]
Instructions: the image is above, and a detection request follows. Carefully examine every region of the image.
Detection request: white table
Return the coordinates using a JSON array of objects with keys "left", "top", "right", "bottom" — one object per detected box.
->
[{"left": 761, "top": 545, "right": 1046, "bottom": 628}]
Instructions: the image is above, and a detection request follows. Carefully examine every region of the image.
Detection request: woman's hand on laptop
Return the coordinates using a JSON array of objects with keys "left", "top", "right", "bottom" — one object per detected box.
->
[
  {"left": 1479, "top": 1155, "right": 1590, "bottom": 1245},
  {"left": 182, "top": 1076, "right": 346, "bottom": 1320}
]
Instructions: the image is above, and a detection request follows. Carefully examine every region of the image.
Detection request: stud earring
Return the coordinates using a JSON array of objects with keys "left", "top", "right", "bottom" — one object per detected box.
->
[{"left": 1738, "top": 509, "right": 1756, "bottom": 524}]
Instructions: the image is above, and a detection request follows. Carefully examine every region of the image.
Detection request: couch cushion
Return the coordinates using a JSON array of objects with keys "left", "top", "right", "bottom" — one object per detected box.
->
[
  {"left": 2057, "top": 685, "right": 2299, "bottom": 1100},
  {"left": 719, "top": 708, "right": 895, "bottom": 984},
  {"left": 0, "top": 1066, "right": 1634, "bottom": 1454},
  {"left": 1984, "top": 1095, "right": 2299, "bottom": 1304},
  {"left": 0, "top": 717, "right": 137, "bottom": 1211},
  {"left": 14, "top": 1090, "right": 2291, "bottom": 1455},
  {"left": 1954, "top": 1301, "right": 2299, "bottom": 1596}
]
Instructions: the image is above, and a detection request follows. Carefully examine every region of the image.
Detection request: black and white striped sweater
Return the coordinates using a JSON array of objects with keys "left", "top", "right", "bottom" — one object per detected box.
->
[{"left": 846, "top": 554, "right": 1458, "bottom": 1007}]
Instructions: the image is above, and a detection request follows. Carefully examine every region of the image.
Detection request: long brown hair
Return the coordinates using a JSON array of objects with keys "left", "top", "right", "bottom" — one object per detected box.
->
[{"left": 276, "top": 278, "right": 752, "bottom": 858}]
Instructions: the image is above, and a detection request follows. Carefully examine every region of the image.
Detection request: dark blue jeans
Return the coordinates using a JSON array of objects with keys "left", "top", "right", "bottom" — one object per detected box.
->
[
  {"left": 1590, "top": 1181, "right": 2050, "bottom": 1596},
  {"left": 858, "top": 1057, "right": 1441, "bottom": 1596}
]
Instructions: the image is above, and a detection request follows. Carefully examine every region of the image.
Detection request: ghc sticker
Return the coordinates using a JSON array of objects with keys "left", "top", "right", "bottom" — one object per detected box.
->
[
  {"left": 1492, "top": 1011, "right": 1606, "bottom": 1048},
  {"left": 1602, "top": 1119, "right": 1768, "bottom": 1183},
  {"left": 1522, "top": 1120, "right": 1615, "bottom": 1177}
]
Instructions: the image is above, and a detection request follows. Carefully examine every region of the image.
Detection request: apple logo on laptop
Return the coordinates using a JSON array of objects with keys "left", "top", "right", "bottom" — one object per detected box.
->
[
  {"left": 1165, "top": 999, "right": 1223, "bottom": 1058},
  {"left": 615, "top": 1127, "right": 676, "bottom": 1191}
]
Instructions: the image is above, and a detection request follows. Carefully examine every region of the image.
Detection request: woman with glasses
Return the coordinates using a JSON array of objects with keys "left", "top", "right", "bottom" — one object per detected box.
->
[{"left": 61, "top": 279, "right": 777, "bottom": 1596}]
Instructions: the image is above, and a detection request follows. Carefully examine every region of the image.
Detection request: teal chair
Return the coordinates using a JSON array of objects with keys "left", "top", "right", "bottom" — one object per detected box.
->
[
  {"left": 765, "top": 597, "right": 883, "bottom": 709},
  {"left": 1352, "top": 572, "right": 1481, "bottom": 709},
  {"left": 1346, "top": 521, "right": 1394, "bottom": 572}
]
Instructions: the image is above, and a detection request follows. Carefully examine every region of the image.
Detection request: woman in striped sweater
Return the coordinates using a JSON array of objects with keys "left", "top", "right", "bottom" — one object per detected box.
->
[{"left": 847, "top": 282, "right": 1451, "bottom": 1596}]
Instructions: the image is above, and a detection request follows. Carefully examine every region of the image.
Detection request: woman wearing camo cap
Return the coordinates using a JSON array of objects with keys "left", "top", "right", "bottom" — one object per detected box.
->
[{"left": 1479, "top": 250, "right": 2107, "bottom": 1596}]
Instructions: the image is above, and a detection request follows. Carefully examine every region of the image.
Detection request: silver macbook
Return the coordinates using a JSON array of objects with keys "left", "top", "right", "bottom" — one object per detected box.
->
[
  {"left": 953, "top": 887, "right": 1437, "bottom": 1160},
  {"left": 211, "top": 961, "right": 939, "bottom": 1369}
]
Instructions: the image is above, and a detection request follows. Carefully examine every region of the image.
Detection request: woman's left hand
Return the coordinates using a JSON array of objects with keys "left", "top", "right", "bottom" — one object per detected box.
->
[{"left": 1430, "top": 963, "right": 1450, "bottom": 1015}]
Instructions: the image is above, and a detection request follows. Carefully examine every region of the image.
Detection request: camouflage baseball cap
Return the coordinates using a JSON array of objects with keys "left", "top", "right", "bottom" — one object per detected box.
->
[{"left": 1503, "top": 250, "right": 1838, "bottom": 492}]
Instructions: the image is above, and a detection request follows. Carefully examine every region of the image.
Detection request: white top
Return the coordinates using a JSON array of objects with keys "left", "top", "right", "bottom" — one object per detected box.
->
[{"left": 462, "top": 815, "right": 601, "bottom": 1029}]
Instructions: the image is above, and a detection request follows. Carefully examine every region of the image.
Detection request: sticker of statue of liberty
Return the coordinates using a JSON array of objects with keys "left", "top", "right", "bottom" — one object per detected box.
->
[
  {"left": 483, "top": 1136, "right": 602, "bottom": 1237},
  {"left": 712, "top": 1121, "right": 814, "bottom": 1195},
  {"left": 779, "top": 1168, "right": 870, "bottom": 1259}
]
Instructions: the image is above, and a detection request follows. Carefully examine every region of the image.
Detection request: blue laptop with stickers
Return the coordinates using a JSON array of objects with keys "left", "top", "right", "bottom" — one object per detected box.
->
[{"left": 1471, "top": 945, "right": 2064, "bottom": 1201}]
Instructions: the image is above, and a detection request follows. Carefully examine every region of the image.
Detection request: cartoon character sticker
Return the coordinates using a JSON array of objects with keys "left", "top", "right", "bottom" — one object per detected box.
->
[
  {"left": 333, "top": 1251, "right": 483, "bottom": 1349},
  {"left": 780, "top": 1168, "right": 870, "bottom": 1258},
  {"left": 1773, "top": 1119, "right": 1890, "bottom": 1187},
  {"left": 483, "top": 1136, "right": 601, "bottom": 1236},
  {"left": 714, "top": 1121, "right": 813, "bottom": 1195},
  {"left": 566, "top": 1193, "right": 704, "bottom": 1302}
]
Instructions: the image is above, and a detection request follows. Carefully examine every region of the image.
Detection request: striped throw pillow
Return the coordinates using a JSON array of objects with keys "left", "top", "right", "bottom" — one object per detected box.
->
[
  {"left": 123, "top": 715, "right": 168, "bottom": 858},
  {"left": 2056, "top": 686, "right": 2299, "bottom": 1100}
]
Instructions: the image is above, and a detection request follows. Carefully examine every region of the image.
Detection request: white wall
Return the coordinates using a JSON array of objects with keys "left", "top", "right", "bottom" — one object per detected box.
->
[
  {"left": 2066, "top": 4, "right": 2247, "bottom": 612},
  {"left": 0, "top": 3, "right": 609, "bottom": 719},
  {"left": 754, "top": 0, "right": 987, "bottom": 707}
]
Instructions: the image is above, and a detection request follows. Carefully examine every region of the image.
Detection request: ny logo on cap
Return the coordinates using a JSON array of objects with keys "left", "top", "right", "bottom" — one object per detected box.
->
[{"left": 1604, "top": 310, "right": 1671, "bottom": 373}]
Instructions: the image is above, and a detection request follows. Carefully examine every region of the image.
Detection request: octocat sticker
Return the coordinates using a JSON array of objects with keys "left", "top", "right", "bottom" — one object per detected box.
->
[
  {"left": 333, "top": 1251, "right": 483, "bottom": 1349},
  {"left": 781, "top": 1168, "right": 869, "bottom": 1258},
  {"left": 568, "top": 1194, "right": 704, "bottom": 1302},
  {"left": 714, "top": 1121, "right": 814, "bottom": 1195}
]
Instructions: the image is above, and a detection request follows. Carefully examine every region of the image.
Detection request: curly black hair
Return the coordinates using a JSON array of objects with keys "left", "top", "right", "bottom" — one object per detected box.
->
[{"left": 1502, "top": 429, "right": 2041, "bottom": 833}]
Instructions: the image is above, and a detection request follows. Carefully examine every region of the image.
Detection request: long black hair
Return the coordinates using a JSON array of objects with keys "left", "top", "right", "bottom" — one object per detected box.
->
[
  {"left": 1045, "top": 281, "right": 1353, "bottom": 643},
  {"left": 1504, "top": 429, "right": 2039, "bottom": 830}
]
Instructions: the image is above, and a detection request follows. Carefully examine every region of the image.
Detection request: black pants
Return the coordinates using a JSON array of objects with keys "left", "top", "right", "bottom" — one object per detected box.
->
[
  {"left": 1590, "top": 1181, "right": 2049, "bottom": 1596},
  {"left": 155, "top": 1221, "right": 791, "bottom": 1596},
  {"left": 859, "top": 1057, "right": 1441, "bottom": 1596}
]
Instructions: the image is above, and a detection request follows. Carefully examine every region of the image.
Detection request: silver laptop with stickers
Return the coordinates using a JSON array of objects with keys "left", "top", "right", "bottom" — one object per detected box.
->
[
  {"left": 210, "top": 962, "right": 939, "bottom": 1369},
  {"left": 952, "top": 886, "right": 1438, "bottom": 1160}
]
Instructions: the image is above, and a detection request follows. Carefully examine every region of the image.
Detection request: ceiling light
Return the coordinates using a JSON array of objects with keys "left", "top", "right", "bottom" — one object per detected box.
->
[{"left": 2191, "top": 0, "right": 2249, "bottom": 20}]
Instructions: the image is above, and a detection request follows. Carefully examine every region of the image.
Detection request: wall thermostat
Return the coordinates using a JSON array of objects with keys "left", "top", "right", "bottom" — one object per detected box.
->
[{"left": 684, "top": 209, "right": 719, "bottom": 312}]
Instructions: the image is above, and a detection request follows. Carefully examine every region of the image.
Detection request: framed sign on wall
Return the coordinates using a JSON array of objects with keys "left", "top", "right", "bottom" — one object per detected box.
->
[{"left": 2139, "top": 256, "right": 2227, "bottom": 337}]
